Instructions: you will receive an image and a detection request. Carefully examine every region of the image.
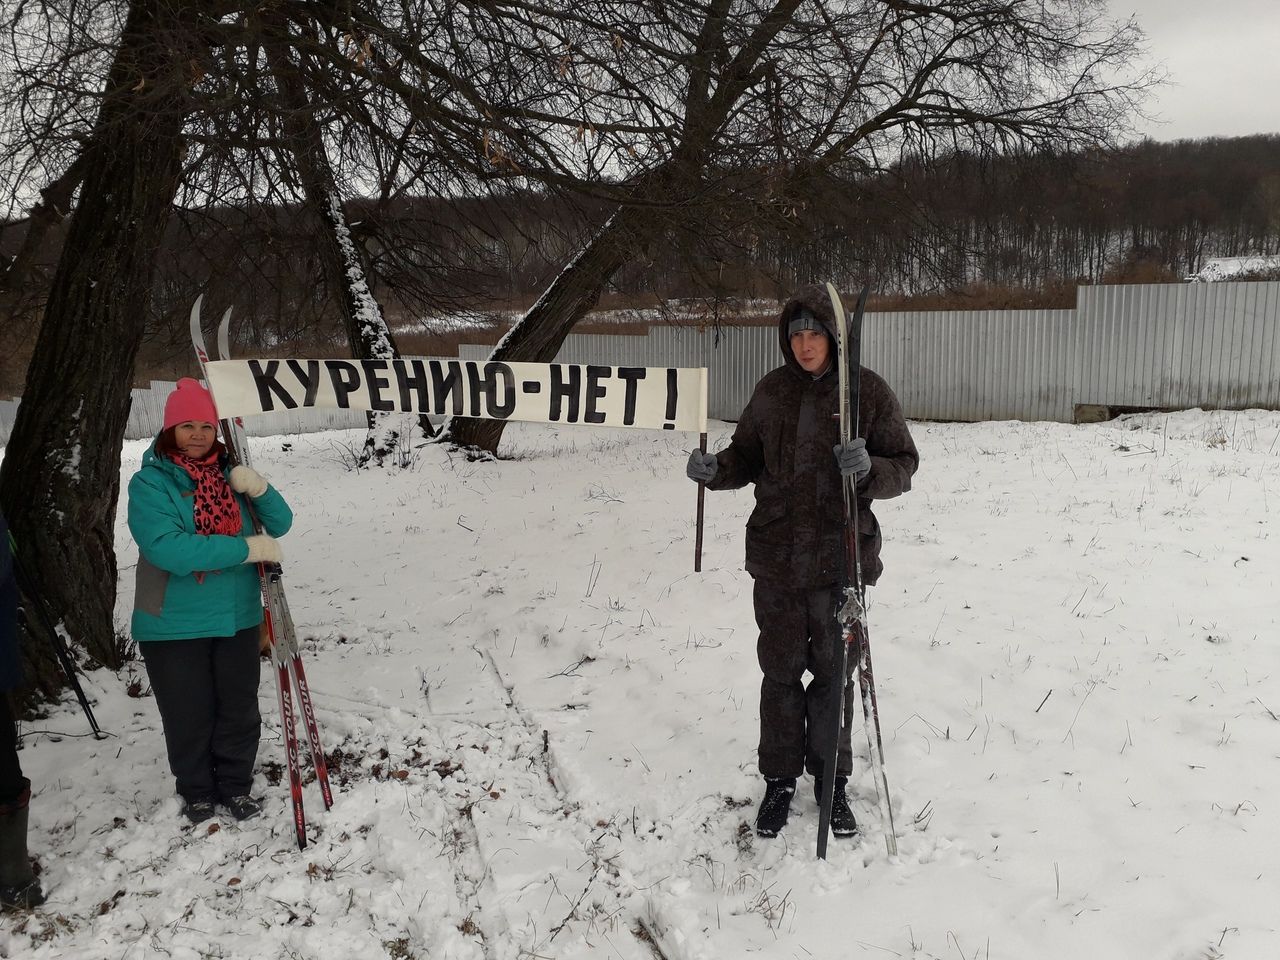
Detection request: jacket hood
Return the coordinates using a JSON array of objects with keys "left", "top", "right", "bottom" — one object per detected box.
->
[{"left": 776, "top": 284, "right": 840, "bottom": 377}]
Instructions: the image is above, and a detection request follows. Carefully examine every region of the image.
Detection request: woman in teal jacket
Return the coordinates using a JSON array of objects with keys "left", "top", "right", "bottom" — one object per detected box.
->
[{"left": 128, "top": 378, "right": 292, "bottom": 824}]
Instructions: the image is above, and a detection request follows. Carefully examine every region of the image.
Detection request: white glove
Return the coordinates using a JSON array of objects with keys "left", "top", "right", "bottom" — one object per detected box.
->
[
  {"left": 244, "top": 534, "right": 283, "bottom": 565},
  {"left": 229, "top": 465, "right": 269, "bottom": 498}
]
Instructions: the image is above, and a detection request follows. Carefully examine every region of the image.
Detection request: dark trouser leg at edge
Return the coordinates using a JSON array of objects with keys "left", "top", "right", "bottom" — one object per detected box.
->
[{"left": 0, "top": 695, "right": 43, "bottom": 909}]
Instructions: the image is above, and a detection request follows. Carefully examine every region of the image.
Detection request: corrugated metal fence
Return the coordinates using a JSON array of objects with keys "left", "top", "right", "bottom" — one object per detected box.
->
[
  {"left": 458, "top": 281, "right": 1280, "bottom": 423},
  {"left": 3, "top": 281, "right": 1278, "bottom": 443},
  {"left": 1073, "top": 282, "right": 1280, "bottom": 414}
]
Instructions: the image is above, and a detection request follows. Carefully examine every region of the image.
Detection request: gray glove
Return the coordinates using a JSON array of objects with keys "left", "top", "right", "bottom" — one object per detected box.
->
[
  {"left": 833, "top": 438, "right": 871, "bottom": 481},
  {"left": 686, "top": 450, "right": 718, "bottom": 484}
]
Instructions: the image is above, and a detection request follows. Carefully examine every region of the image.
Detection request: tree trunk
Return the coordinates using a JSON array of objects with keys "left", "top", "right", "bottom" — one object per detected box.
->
[
  {"left": 0, "top": 1, "right": 202, "bottom": 701},
  {"left": 444, "top": 203, "right": 665, "bottom": 454},
  {"left": 0, "top": 154, "right": 88, "bottom": 297},
  {"left": 262, "top": 24, "right": 432, "bottom": 458},
  {"left": 443, "top": 0, "right": 781, "bottom": 455}
]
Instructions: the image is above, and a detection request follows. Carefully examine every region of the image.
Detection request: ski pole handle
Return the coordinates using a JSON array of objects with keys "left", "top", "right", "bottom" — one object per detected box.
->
[{"left": 694, "top": 432, "right": 707, "bottom": 572}]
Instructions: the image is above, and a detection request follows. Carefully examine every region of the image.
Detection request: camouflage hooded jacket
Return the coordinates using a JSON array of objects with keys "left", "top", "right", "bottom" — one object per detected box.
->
[{"left": 707, "top": 285, "right": 919, "bottom": 586}]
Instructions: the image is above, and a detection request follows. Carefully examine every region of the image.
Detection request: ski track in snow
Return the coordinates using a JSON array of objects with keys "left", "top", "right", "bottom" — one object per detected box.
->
[{"left": 2, "top": 409, "right": 1279, "bottom": 959}]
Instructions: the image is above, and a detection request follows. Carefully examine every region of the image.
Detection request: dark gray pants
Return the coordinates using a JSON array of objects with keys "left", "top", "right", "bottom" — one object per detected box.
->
[
  {"left": 753, "top": 580, "right": 856, "bottom": 780},
  {"left": 140, "top": 627, "right": 261, "bottom": 802}
]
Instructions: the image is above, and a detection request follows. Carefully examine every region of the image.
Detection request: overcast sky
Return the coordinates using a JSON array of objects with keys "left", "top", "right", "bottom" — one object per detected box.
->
[{"left": 1114, "top": 0, "right": 1280, "bottom": 141}]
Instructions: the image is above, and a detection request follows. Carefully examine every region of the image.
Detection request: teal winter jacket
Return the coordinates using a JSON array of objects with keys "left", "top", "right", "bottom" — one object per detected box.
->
[{"left": 128, "top": 439, "right": 293, "bottom": 642}]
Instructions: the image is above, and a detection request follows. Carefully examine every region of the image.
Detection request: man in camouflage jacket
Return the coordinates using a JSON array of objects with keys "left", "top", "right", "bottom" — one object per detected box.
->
[{"left": 686, "top": 285, "right": 918, "bottom": 838}]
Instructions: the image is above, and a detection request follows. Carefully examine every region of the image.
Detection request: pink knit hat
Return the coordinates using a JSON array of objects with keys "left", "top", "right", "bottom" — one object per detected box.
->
[{"left": 163, "top": 378, "right": 218, "bottom": 430}]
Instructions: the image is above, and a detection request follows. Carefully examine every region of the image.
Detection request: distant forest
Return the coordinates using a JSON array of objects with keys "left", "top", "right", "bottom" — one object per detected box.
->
[
  {"left": 629, "top": 133, "right": 1280, "bottom": 302},
  {"left": 2, "top": 134, "right": 1279, "bottom": 389},
  {"left": 841, "top": 135, "right": 1280, "bottom": 295}
]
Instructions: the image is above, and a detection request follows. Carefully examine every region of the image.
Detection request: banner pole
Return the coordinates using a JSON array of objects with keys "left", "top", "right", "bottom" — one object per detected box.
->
[
  {"left": 693, "top": 369, "right": 709, "bottom": 573},
  {"left": 694, "top": 432, "right": 707, "bottom": 572}
]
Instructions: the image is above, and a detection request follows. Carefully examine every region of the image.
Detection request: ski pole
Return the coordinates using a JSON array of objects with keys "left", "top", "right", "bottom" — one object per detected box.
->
[{"left": 6, "top": 530, "right": 104, "bottom": 738}]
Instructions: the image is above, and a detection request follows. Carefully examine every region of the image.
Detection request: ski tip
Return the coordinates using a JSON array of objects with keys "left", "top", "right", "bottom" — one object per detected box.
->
[
  {"left": 824, "top": 283, "right": 846, "bottom": 322},
  {"left": 189, "top": 296, "right": 205, "bottom": 346},
  {"left": 217, "top": 306, "right": 233, "bottom": 359},
  {"left": 855, "top": 281, "right": 872, "bottom": 311}
]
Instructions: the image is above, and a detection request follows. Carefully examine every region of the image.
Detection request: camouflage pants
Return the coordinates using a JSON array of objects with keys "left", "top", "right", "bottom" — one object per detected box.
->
[{"left": 753, "top": 580, "right": 856, "bottom": 780}]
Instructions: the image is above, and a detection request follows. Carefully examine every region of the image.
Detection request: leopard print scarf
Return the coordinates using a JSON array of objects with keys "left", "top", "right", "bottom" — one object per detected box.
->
[{"left": 170, "top": 449, "right": 243, "bottom": 537}]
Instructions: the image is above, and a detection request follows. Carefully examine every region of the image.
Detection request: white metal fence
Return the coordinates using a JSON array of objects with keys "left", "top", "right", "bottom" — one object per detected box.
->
[
  {"left": 3, "top": 280, "right": 1278, "bottom": 443},
  {"left": 0, "top": 381, "right": 368, "bottom": 446}
]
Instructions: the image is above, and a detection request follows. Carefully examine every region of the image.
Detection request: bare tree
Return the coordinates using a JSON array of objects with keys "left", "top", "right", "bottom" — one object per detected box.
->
[
  {"left": 0, "top": 0, "right": 213, "bottom": 692},
  {"left": 0, "top": 155, "right": 87, "bottom": 297},
  {"left": 256, "top": 10, "right": 436, "bottom": 459},
  {"left": 390, "top": 0, "right": 1158, "bottom": 452}
]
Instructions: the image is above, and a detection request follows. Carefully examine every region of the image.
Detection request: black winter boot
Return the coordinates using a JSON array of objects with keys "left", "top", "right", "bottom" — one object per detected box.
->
[
  {"left": 0, "top": 802, "right": 45, "bottom": 911},
  {"left": 814, "top": 776, "right": 858, "bottom": 837},
  {"left": 221, "top": 795, "right": 263, "bottom": 822},
  {"left": 182, "top": 798, "right": 218, "bottom": 824},
  {"left": 755, "top": 777, "right": 796, "bottom": 838}
]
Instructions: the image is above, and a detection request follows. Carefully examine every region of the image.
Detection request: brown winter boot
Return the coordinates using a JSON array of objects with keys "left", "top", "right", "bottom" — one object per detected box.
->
[{"left": 0, "top": 792, "right": 45, "bottom": 911}]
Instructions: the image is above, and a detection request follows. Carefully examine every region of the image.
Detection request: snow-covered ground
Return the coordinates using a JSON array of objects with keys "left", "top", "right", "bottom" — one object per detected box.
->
[
  {"left": 2, "top": 408, "right": 1278, "bottom": 960},
  {"left": 1188, "top": 256, "right": 1280, "bottom": 282}
]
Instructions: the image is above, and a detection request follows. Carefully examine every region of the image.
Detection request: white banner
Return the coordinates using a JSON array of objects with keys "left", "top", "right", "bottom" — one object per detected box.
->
[{"left": 203, "top": 358, "right": 708, "bottom": 433}]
